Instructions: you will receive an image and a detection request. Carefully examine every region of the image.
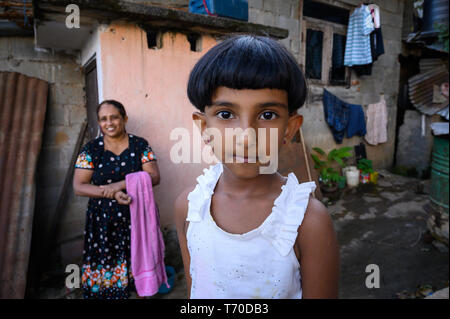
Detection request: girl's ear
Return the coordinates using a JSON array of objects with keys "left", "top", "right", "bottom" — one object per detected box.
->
[
  {"left": 192, "top": 111, "right": 207, "bottom": 136},
  {"left": 284, "top": 114, "right": 303, "bottom": 143}
]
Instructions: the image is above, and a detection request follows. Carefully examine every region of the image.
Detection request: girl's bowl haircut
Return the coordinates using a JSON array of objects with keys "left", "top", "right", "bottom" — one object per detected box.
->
[{"left": 187, "top": 34, "right": 307, "bottom": 114}]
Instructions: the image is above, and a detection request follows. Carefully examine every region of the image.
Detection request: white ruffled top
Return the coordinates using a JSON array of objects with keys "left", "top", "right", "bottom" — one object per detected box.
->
[{"left": 186, "top": 163, "right": 316, "bottom": 299}]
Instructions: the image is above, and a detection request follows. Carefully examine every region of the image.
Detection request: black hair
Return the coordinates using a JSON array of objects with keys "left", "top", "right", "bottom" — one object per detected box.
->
[
  {"left": 97, "top": 100, "right": 127, "bottom": 119},
  {"left": 187, "top": 34, "right": 307, "bottom": 114}
]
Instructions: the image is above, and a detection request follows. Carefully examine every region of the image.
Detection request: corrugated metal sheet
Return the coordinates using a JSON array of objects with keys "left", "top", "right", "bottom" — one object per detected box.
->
[
  {"left": 408, "top": 66, "right": 449, "bottom": 115},
  {"left": 420, "top": 58, "right": 446, "bottom": 73},
  {"left": 0, "top": 71, "right": 48, "bottom": 299}
]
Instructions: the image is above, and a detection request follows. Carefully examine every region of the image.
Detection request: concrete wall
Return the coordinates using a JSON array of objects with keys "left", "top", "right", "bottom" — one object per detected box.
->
[
  {"left": 248, "top": 0, "right": 405, "bottom": 169},
  {"left": 396, "top": 111, "right": 442, "bottom": 177},
  {"left": 0, "top": 37, "right": 88, "bottom": 275},
  {"left": 99, "top": 25, "right": 218, "bottom": 228}
]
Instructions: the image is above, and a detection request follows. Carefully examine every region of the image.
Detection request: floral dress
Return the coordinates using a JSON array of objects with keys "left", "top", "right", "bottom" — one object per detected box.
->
[{"left": 75, "top": 134, "right": 156, "bottom": 299}]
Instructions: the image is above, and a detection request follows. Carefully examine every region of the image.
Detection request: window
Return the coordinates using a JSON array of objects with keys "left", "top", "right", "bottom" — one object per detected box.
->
[
  {"left": 330, "top": 33, "right": 347, "bottom": 85},
  {"left": 305, "top": 29, "right": 323, "bottom": 79},
  {"left": 301, "top": 0, "right": 351, "bottom": 86}
]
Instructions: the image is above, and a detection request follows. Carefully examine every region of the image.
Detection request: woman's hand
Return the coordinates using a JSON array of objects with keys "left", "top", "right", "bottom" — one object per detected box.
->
[
  {"left": 114, "top": 191, "right": 132, "bottom": 205},
  {"left": 100, "top": 181, "right": 126, "bottom": 198},
  {"left": 100, "top": 183, "right": 120, "bottom": 199}
]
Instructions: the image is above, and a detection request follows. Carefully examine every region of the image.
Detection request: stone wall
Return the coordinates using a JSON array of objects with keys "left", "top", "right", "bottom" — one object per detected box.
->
[{"left": 0, "top": 37, "right": 87, "bottom": 278}]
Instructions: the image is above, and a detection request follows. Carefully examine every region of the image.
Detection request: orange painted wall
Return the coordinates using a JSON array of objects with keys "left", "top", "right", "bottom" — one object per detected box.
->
[{"left": 99, "top": 23, "right": 217, "bottom": 225}]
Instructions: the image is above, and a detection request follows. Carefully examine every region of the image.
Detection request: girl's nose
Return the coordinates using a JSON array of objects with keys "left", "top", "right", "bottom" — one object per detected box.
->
[{"left": 236, "top": 127, "right": 257, "bottom": 148}]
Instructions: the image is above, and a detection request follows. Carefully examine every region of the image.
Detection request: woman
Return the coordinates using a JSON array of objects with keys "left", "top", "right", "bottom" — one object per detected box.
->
[{"left": 73, "top": 100, "right": 160, "bottom": 299}]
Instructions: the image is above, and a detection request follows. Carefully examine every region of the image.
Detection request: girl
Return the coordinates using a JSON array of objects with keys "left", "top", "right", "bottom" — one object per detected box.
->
[
  {"left": 175, "top": 35, "right": 339, "bottom": 299},
  {"left": 73, "top": 100, "right": 160, "bottom": 299}
]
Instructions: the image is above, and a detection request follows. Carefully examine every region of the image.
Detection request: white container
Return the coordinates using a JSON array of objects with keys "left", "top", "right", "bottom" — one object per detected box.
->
[
  {"left": 342, "top": 166, "right": 358, "bottom": 176},
  {"left": 346, "top": 169, "right": 360, "bottom": 188}
]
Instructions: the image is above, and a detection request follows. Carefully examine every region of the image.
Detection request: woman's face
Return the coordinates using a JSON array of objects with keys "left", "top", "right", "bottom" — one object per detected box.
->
[
  {"left": 196, "top": 86, "right": 302, "bottom": 178},
  {"left": 97, "top": 103, "right": 127, "bottom": 138}
]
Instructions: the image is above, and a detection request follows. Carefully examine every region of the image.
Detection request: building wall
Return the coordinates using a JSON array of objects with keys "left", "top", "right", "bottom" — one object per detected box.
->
[
  {"left": 99, "top": 24, "right": 217, "bottom": 227},
  {"left": 248, "top": 0, "right": 405, "bottom": 169},
  {"left": 0, "top": 37, "right": 88, "bottom": 277}
]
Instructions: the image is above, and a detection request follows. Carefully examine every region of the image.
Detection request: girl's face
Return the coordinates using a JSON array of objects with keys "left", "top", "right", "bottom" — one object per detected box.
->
[
  {"left": 194, "top": 86, "right": 303, "bottom": 178},
  {"left": 97, "top": 103, "right": 128, "bottom": 138}
]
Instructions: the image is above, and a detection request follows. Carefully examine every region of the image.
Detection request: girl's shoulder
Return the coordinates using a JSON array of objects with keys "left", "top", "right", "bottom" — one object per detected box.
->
[
  {"left": 297, "top": 196, "right": 333, "bottom": 243},
  {"left": 174, "top": 185, "right": 196, "bottom": 234}
]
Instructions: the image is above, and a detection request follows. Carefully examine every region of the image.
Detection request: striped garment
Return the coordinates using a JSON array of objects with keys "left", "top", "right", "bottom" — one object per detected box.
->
[{"left": 344, "top": 5, "right": 374, "bottom": 67}]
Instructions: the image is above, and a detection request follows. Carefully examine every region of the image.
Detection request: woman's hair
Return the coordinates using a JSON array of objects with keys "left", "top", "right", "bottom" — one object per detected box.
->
[
  {"left": 97, "top": 100, "right": 127, "bottom": 119},
  {"left": 187, "top": 34, "right": 307, "bottom": 114}
]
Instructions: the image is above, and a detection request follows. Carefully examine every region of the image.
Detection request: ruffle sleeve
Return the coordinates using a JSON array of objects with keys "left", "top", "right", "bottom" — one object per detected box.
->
[
  {"left": 261, "top": 175, "right": 316, "bottom": 257},
  {"left": 186, "top": 163, "right": 223, "bottom": 222}
]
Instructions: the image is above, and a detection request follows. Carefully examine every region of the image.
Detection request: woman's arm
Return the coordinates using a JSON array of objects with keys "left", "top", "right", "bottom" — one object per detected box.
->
[
  {"left": 99, "top": 161, "right": 160, "bottom": 197},
  {"left": 73, "top": 168, "right": 105, "bottom": 198},
  {"left": 142, "top": 161, "right": 160, "bottom": 186},
  {"left": 174, "top": 187, "right": 194, "bottom": 298},
  {"left": 295, "top": 198, "right": 340, "bottom": 299}
]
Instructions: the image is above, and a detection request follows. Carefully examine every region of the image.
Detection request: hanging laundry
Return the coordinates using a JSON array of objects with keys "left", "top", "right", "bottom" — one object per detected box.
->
[
  {"left": 344, "top": 5, "right": 375, "bottom": 67},
  {"left": 365, "top": 96, "right": 388, "bottom": 145},
  {"left": 371, "top": 28, "right": 385, "bottom": 61},
  {"left": 367, "top": 4, "right": 380, "bottom": 28},
  {"left": 347, "top": 104, "right": 367, "bottom": 138},
  {"left": 323, "top": 89, "right": 367, "bottom": 144},
  {"left": 348, "top": 4, "right": 384, "bottom": 76}
]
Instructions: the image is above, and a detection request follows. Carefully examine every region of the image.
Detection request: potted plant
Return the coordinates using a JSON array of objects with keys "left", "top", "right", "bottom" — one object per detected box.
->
[
  {"left": 357, "top": 158, "right": 373, "bottom": 184},
  {"left": 311, "top": 146, "right": 353, "bottom": 193}
]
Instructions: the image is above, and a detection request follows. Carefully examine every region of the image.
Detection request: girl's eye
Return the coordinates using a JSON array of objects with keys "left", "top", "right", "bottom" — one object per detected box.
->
[
  {"left": 259, "top": 111, "right": 278, "bottom": 120},
  {"left": 216, "top": 111, "right": 234, "bottom": 120}
]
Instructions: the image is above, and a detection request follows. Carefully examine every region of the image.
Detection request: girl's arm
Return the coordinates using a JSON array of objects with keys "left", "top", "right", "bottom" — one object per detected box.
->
[
  {"left": 174, "top": 187, "right": 195, "bottom": 299},
  {"left": 73, "top": 168, "right": 106, "bottom": 198},
  {"left": 295, "top": 198, "right": 340, "bottom": 298}
]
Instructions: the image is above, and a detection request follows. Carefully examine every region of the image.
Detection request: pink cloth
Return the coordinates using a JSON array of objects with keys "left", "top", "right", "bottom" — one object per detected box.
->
[{"left": 126, "top": 171, "right": 169, "bottom": 296}]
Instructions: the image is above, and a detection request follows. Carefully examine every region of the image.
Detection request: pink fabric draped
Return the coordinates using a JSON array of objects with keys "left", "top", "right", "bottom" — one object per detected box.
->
[{"left": 126, "top": 171, "right": 169, "bottom": 296}]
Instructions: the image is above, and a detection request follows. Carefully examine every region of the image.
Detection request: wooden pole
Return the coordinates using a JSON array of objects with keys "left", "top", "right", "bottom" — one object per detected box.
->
[{"left": 299, "top": 126, "right": 315, "bottom": 198}]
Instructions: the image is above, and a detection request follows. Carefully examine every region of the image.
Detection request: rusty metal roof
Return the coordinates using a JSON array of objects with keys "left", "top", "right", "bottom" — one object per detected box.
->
[
  {"left": 408, "top": 65, "right": 449, "bottom": 115},
  {"left": 0, "top": 71, "right": 48, "bottom": 298},
  {"left": 419, "top": 58, "right": 446, "bottom": 73}
]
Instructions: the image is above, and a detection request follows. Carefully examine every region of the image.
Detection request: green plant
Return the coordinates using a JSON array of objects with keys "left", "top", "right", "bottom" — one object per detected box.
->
[
  {"left": 311, "top": 146, "right": 353, "bottom": 188},
  {"left": 435, "top": 22, "right": 449, "bottom": 53},
  {"left": 357, "top": 158, "right": 374, "bottom": 174}
]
